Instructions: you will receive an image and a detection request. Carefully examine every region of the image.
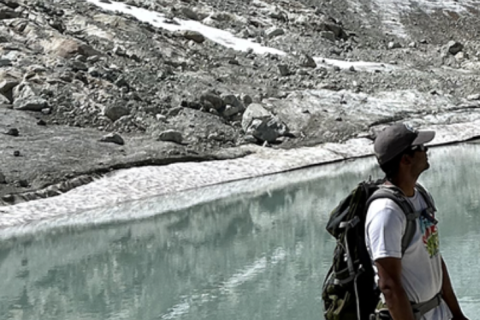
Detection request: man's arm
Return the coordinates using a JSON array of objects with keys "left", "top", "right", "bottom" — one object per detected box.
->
[
  {"left": 440, "top": 257, "right": 469, "bottom": 320},
  {"left": 375, "top": 257, "right": 415, "bottom": 320}
]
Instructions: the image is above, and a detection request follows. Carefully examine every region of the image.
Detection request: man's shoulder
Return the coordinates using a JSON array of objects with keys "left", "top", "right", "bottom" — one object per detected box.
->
[
  {"left": 368, "top": 197, "right": 404, "bottom": 211},
  {"left": 366, "top": 197, "right": 407, "bottom": 222}
]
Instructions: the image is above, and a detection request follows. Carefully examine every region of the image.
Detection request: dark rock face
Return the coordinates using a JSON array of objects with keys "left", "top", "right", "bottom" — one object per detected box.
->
[
  {"left": 5, "top": 128, "right": 19, "bottom": 136},
  {"left": 447, "top": 41, "right": 464, "bottom": 55},
  {"left": 0, "top": 172, "right": 6, "bottom": 184},
  {"left": 0, "top": 0, "right": 480, "bottom": 204}
]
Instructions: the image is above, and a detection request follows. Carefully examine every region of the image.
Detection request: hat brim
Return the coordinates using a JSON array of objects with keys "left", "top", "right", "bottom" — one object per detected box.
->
[{"left": 412, "top": 131, "right": 435, "bottom": 146}]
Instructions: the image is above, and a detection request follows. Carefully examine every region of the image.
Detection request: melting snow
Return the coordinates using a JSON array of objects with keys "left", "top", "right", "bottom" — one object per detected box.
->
[
  {"left": 87, "top": 0, "right": 285, "bottom": 56},
  {"left": 86, "top": 0, "right": 402, "bottom": 71}
]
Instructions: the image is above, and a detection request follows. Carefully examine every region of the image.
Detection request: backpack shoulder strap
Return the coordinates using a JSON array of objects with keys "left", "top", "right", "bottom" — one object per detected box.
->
[
  {"left": 415, "top": 183, "right": 437, "bottom": 212},
  {"left": 367, "top": 186, "right": 419, "bottom": 255}
]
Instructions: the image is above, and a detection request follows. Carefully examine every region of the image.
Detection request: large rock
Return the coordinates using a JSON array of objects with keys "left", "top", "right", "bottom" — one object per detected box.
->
[
  {"left": 0, "top": 3, "right": 21, "bottom": 19},
  {"left": 0, "top": 70, "right": 21, "bottom": 102},
  {"left": 265, "top": 27, "right": 285, "bottom": 39},
  {"left": 1, "top": 0, "right": 20, "bottom": 9},
  {"left": 247, "top": 119, "right": 277, "bottom": 142},
  {"left": 318, "top": 21, "right": 348, "bottom": 40},
  {"left": 0, "top": 79, "right": 19, "bottom": 102},
  {"left": 0, "top": 59, "right": 11, "bottom": 67},
  {"left": 200, "top": 91, "right": 225, "bottom": 110},
  {"left": 104, "top": 105, "right": 130, "bottom": 122},
  {"left": 320, "top": 31, "right": 336, "bottom": 42},
  {"left": 222, "top": 104, "right": 245, "bottom": 118},
  {"left": 0, "top": 171, "right": 6, "bottom": 184},
  {"left": 13, "top": 96, "right": 48, "bottom": 111},
  {"left": 299, "top": 54, "right": 317, "bottom": 68},
  {"left": 277, "top": 64, "right": 292, "bottom": 76},
  {"left": 447, "top": 41, "right": 463, "bottom": 55},
  {"left": 246, "top": 118, "right": 288, "bottom": 143},
  {"left": 42, "top": 37, "right": 102, "bottom": 59},
  {"left": 0, "top": 92, "right": 10, "bottom": 104},
  {"left": 182, "top": 7, "right": 200, "bottom": 21},
  {"left": 183, "top": 30, "right": 205, "bottom": 43},
  {"left": 100, "top": 133, "right": 125, "bottom": 145},
  {"left": 242, "top": 102, "right": 289, "bottom": 143},
  {"left": 222, "top": 94, "right": 245, "bottom": 110},
  {"left": 12, "top": 83, "right": 37, "bottom": 101},
  {"left": 158, "top": 130, "right": 183, "bottom": 143},
  {"left": 241, "top": 103, "right": 273, "bottom": 131}
]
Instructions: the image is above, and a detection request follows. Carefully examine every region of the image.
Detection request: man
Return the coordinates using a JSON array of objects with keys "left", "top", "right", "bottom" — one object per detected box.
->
[{"left": 366, "top": 123, "right": 469, "bottom": 320}]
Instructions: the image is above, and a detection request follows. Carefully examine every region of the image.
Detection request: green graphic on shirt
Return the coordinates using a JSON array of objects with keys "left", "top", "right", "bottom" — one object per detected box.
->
[
  {"left": 425, "top": 230, "right": 439, "bottom": 257},
  {"left": 421, "top": 218, "right": 439, "bottom": 257}
]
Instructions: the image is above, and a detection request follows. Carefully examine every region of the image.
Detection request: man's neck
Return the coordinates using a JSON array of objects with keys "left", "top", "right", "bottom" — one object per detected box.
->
[{"left": 386, "top": 177, "right": 417, "bottom": 197}]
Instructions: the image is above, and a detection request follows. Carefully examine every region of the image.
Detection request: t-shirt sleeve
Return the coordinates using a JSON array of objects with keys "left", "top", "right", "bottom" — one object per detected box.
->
[{"left": 366, "top": 199, "right": 406, "bottom": 260}]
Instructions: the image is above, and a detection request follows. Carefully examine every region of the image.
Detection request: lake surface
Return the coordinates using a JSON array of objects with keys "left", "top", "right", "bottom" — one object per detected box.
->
[{"left": 0, "top": 143, "right": 479, "bottom": 320}]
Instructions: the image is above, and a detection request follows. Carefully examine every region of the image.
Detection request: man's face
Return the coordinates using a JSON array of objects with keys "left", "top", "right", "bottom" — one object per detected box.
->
[{"left": 409, "top": 145, "right": 430, "bottom": 174}]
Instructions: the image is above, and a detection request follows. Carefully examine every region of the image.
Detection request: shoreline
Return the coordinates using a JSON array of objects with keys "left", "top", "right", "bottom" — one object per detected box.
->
[
  {"left": 1, "top": 138, "right": 479, "bottom": 241},
  {"left": 1, "top": 122, "right": 480, "bottom": 223}
]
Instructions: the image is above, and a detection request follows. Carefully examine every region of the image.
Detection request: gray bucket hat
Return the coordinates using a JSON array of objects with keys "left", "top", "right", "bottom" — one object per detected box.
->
[{"left": 374, "top": 123, "right": 435, "bottom": 165}]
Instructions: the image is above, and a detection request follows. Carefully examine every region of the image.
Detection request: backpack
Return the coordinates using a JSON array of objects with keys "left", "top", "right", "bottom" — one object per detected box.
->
[{"left": 321, "top": 178, "right": 436, "bottom": 320}]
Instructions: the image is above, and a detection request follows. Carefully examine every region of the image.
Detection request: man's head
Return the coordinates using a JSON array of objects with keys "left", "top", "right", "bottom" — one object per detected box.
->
[{"left": 374, "top": 123, "right": 435, "bottom": 179}]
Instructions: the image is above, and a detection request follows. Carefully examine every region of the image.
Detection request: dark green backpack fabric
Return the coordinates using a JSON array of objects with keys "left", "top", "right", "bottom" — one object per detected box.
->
[{"left": 321, "top": 179, "right": 429, "bottom": 320}]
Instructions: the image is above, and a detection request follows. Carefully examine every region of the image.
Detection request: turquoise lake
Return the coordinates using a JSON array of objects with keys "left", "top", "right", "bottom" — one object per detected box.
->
[{"left": 0, "top": 143, "right": 478, "bottom": 320}]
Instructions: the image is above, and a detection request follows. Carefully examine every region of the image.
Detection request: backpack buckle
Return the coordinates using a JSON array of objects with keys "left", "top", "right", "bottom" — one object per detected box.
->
[{"left": 339, "top": 216, "right": 360, "bottom": 229}]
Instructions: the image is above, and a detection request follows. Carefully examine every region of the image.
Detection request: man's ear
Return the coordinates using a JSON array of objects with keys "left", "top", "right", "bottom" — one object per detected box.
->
[{"left": 400, "top": 153, "right": 413, "bottom": 165}]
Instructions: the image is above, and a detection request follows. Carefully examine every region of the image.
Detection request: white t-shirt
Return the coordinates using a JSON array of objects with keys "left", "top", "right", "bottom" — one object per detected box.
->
[{"left": 365, "top": 189, "right": 452, "bottom": 320}]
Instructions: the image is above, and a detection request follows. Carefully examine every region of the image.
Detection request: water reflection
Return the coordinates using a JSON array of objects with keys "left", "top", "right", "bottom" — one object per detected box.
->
[{"left": 0, "top": 143, "right": 479, "bottom": 320}]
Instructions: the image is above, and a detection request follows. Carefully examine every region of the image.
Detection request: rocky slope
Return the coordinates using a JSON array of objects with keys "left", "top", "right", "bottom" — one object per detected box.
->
[{"left": 1, "top": 0, "right": 480, "bottom": 205}]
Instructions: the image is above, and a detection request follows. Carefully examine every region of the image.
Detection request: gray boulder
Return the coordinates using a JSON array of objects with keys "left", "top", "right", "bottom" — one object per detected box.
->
[
  {"left": 0, "top": 59, "right": 11, "bottom": 67},
  {"left": 265, "top": 27, "right": 285, "bottom": 39},
  {"left": 320, "top": 31, "right": 336, "bottom": 42},
  {"left": 104, "top": 105, "right": 130, "bottom": 122},
  {"left": 447, "top": 41, "right": 463, "bottom": 55},
  {"left": 0, "top": 4, "right": 21, "bottom": 19},
  {"left": 277, "top": 64, "right": 291, "bottom": 76},
  {"left": 242, "top": 103, "right": 289, "bottom": 142},
  {"left": 1, "top": 0, "right": 19, "bottom": 9},
  {"left": 246, "top": 118, "right": 284, "bottom": 143},
  {"left": 222, "top": 94, "right": 244, "bottom": 108},
  {"left": 158, "top": 130, "right": 183, "bottom": 143},
  {"left": 13, "top": 96, "right": 48, "bottom": 111},
  {"left": 6, "top": 128, "right": 19, "bottom": 136},
  {"left": 242, "top": 94, "right": 253, "bottom": 106},
  {"left": 221, "top": 94, "right": 245, "bottom": 117},
  {"left": 223, "top": 104, "right": 245, "bottom": 118},
  {"left": 183, "top": 30, "right": 205, "bottom": 43},
  {"left": 200, "top": 91, "right": 225, "bottom": 110},
  {"left": 113, "top": 45, "right": 127, "bottom": 56},
  {"left": 0, "top": 93, "right": 10, "bottom": 104},
  {"left": 299, "top": 54, "right": 317, "bottom": 68},
  {"left": 318, "top": 21, "right": 348, "bottom": 40},
  {"left": 42, "top": 37, "right": 102, "bottom": 59},
  {"left": 182, "top": 7, "right": 199, "bottom": 21},
  {"left": 0, "top": 79, "right": 19, "bottom": 101},
  {"left": 13, "top": 83, "right": 37, "bottom": 100},
  {"left": 242, "top": 103, "right": 272, "bottom": 132},
  {"left": 100, "top": 133, "right": 125, "bottom": 145}
]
